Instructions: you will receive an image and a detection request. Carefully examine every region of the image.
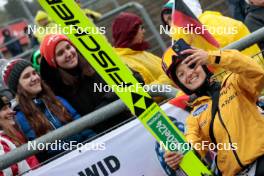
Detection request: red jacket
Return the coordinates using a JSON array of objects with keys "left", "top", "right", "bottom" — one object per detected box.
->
[{"left": 0, "top": 132, "right": 39, "bottom": 176}]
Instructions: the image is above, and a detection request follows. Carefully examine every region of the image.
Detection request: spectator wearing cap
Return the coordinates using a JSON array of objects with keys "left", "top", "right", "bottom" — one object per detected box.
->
[
  {"left": 2, "top": 58, "right": 96, "bottom": 161},
  {"left": 39, "top": 34, "right": 132, "bottom": 133},
  {"left": 34, "top": 10, "right": 60, "bottom": 42},
  {"left": 75, "top": 0, "right": 102, "bottom": 22},
  {"left": 112, "top": 12, "right": 174, "bottom": 86},
  {"left": 0, "top": 90, "right": 39, "bottom": 176}
]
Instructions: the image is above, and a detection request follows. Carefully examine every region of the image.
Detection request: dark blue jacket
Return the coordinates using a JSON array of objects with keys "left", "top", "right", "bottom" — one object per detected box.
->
[{"left": 15, "top": 96, "right": 96, "bottom": 151}]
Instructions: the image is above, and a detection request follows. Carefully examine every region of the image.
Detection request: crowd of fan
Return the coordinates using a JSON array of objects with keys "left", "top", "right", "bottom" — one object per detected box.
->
[{"left": 0, "top": 0, "right": 264, "bottom": 175}]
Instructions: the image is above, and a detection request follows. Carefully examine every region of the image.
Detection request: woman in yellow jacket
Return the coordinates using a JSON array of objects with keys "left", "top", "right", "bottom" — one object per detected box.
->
[
  {"left": 162, "top": 41, "right": 264, "bottom": 175},
  {"left": 112, "top": 12, "right": 174, "bottom": 86}
]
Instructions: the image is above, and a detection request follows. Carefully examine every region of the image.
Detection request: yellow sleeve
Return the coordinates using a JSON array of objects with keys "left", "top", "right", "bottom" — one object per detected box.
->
[
  {"left": 208, "top": 50, "right": 264, "bottom": 98},
  {"left": 185, "top": 116, "right": 206, "bottom": 157},
  {"left": 150, "top": 74, "right": 175, "bottom": 86},
  {"left": 128, "top": 64, "right": 152, "bottom": 84},
  {"left": 146, "top": 52, "right": 176, "bottom": 86}
]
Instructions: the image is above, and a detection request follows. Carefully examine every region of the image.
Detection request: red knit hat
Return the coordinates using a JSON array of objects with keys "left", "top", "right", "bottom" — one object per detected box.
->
[
  {"left": 1, "top": 59, "right": 32, "bottom": 93},
  {"left": 40, "top": 34, "right": 71, "bottom": 68}
]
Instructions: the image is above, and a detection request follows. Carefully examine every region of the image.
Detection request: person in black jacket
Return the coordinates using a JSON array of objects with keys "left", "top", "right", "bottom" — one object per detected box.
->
[
  {"left": 2, "top": 29, "right": 23, "bottom": 57},
  {"left": 39, "top": 34, "right": 138, "bottom": 133}
]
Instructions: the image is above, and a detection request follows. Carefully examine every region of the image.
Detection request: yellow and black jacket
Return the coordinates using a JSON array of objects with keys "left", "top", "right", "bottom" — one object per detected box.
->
[{"left": 185, "top": 50, "right": 264, "bottom": 175}]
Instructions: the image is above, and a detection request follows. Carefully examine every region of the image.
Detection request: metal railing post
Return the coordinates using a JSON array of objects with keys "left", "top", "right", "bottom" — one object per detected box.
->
[
  {"left": 82, "top": 0, "right": 120, "bottom": 9},
  {"left": 19, "top": 0, "right": 34, "bottom": 24},
  {"left": 223, "top": 27, "right": 264, "bottom": 50},
  {"left": 132, "top": 2, "right": 167, "bottom": 51}
]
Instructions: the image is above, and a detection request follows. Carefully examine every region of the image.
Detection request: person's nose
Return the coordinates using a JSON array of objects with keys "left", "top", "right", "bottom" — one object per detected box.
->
[
  {"left": 31, "top": 74, "right": 39, "bottom": 82},
  {"left": 7, "top": 107, "right": 15, "bottom": 115},
  {"left": 186, "top": 68, "right": 193, "bottom": 78},
  {"left": 186, "top": 68, "right": 194, "bottom": 82},
  {"left": 65, "top": 49, "right": 72, "bottom": 58}
]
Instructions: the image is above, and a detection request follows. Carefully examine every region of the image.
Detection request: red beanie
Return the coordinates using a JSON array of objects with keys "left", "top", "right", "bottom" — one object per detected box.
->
[{"left": 40, "top": 34, "right": 71, "bottom": 68}]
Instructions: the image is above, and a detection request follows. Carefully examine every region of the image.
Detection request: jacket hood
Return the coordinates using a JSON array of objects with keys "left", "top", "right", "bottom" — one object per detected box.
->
[
  {"left": 114, "top": 47, "right": 143, "bottom": 55},
  {"left": 112, "top": 12, "right": 149, "bottom": 51},
  {"left": 34, "top": 11, "right": 50, "bottom": 26}
]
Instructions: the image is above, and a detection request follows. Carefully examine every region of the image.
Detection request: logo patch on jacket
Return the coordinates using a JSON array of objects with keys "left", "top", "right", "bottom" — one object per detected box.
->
[{"left": 192, "top": 104, "right": 208, "bottom": 116}]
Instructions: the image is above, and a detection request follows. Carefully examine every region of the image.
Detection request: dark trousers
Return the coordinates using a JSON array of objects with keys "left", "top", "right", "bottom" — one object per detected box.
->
[{"left": 255, "top": 155, "right": 264, "bottom": 176}]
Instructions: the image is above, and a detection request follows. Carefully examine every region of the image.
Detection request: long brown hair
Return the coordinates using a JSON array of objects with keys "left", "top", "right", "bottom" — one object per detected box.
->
[
  {"left": 0, "top": 120, "right": 25, "bottom": 146},
  {"left": 57, "top": 54, "right": 95, "bottom": 86},
  {"left": 17, "top": 80, "right": 73, "bottom": 137},
  {"left": 0, "top": 93, "right": 25, "bottom": 146}
]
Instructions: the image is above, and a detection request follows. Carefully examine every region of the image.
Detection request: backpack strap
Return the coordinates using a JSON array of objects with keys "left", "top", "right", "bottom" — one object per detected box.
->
[
  {"left": 208, "top": 83, "right": 246, "bottom": 172},
  {"left": 209, "top": 87, "right": 220, "bottom": 145}
]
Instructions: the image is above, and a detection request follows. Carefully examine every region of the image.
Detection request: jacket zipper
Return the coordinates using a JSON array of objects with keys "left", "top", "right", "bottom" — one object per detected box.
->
[{"left": 41, "top": 100, "right": 57, "bottom": 130}]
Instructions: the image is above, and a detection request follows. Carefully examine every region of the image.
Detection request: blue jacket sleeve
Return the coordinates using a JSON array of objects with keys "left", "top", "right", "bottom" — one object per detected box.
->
[
  {"left": 15, "top": 111, "right": 37, "bottom": 141},
  {"left": 56, "top": 96, "right": 96, "bottom": 140},
  {"left": 56, "top": 96, "right": 81, "bottom": 120}
]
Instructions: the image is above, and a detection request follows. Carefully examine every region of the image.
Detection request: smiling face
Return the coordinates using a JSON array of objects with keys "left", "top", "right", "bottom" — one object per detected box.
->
[
  {"left": 55, "top": 41, "right": 78, "bottom": 69},
  {"left": 18, "top": 66, "right": 42, "bottom": 97},
  {"left": 0, "top": 97, "right": 15, "bottom": 125},
  {"left": 175, "top": 64, "right": 206, "bottom": 91}
]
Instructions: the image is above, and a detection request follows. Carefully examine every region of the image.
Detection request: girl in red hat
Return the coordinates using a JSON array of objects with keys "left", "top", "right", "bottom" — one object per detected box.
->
[{"left": 39, "top": 34, "right": 132, "bottom": 133}]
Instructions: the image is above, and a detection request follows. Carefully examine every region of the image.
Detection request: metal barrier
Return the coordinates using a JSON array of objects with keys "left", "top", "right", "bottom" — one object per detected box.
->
[
  {"left": 82, "top": 0, "right": 120, "bottom": 9},
  {"left": 1, "top": 6, "right": 264, "bottom": 171},
  {"left": 9, "top": 47, "right": 38, "bottom": 60},
  {"left": 1, "top": 26, "right": 264, "bottom": 169},
  {"left": 211, "top": 27, "right": 264, "bottom": 81},
  {"left": 223, "top": 27, "right": 264, "bottom": 51},
  {"left": 0, "top": 85, "right": 177, "bottom": 170}
]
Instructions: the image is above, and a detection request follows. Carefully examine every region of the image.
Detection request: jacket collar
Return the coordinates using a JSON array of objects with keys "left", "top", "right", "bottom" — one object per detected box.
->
[
  {"left": 191, "top": 96, "right": 211, "bottom": 107},
  {"left": 114, "top": 47, "right": 143, "bottom": 55}
]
